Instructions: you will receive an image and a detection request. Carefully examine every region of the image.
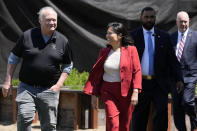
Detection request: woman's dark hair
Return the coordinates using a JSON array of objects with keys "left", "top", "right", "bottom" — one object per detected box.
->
[{"left": 107, "top": 22, "right": 134, "bottom": 47}]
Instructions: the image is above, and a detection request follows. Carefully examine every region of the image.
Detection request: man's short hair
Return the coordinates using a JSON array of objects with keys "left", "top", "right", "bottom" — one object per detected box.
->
[
  {"left": 141, "top": 7, "right": 156, "bottom": 16},
  {"left": 37, "top": 6, "right": 57, "bottom": 21}
]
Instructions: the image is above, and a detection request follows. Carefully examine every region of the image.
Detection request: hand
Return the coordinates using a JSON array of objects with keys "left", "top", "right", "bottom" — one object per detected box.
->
[
  {"left": 2, "top": 84, "right": 12, "bottom": 97},
  {"left": 176, "top": 81, "right": 184, "bottom": 93},
  {"left": 131, "top": 89, "right": 138, "bottom": 106},
  {"left": 49, "top": 84, "right": 61, "bottom": 92}
]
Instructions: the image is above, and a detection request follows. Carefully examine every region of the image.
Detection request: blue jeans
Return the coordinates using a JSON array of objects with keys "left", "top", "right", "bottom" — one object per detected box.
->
[{"left": 16, "top": 82, "right": 60, "bottom": 131}]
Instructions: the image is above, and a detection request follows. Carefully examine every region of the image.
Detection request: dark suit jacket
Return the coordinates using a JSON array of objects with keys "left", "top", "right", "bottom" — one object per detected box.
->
[
  {"left": 130, "top": 27, "right": 182, "bottom": 94},
  {"left": 171, "top": 29, "right": 197, "bottom": 83},
  {"left": 84, "top": 45, "right": 142, "bottom": 97}
]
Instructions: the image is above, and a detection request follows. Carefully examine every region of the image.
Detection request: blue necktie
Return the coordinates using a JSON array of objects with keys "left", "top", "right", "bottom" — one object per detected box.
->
[{"left": 147, "top": 31, "right": 154, "bottom": 75}]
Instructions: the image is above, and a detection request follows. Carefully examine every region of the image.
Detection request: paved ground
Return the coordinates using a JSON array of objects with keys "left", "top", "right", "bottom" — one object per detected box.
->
[
  {"left": 0, "top": 109, "right": 106, "bottom": 131},
  {"left": 0, "top": 119, "right": 191, "bottom": 131},
  {"left": 0, "top": 111, "right": 191, "bottom": 131},
  {"left": 0, "top": 121, "right": 105, "bottom": 131}
]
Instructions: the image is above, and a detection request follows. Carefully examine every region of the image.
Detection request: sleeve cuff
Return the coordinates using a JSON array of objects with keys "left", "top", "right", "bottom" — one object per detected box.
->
[
  {"left": 8, "top": 52, "right": 21, "bottom": 64},
  {"left": 61, "top": 62, "right": 73, "bottom": 74}
]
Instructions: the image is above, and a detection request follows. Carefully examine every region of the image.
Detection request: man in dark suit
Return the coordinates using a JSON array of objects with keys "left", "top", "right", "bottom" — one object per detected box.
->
[
  {"left": 130, "top": 7, "right": 183, "bottom": 131},
  {"left": 170, "top": 11, "right": 197, "bottom": 131}
]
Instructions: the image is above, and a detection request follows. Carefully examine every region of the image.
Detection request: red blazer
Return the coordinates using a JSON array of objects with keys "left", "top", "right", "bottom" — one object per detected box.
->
[{"left": 84, "top": 45, "right": 142, "bottom": 97}]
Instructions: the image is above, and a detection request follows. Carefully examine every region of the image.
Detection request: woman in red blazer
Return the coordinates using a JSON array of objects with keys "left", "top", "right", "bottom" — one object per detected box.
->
[{"left": 84, "top": 22, "right": 142, "bottom": 131}]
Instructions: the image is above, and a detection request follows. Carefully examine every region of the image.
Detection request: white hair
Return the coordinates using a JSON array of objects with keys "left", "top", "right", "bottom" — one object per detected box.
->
[
  {"left": 37, "top": 6, "right": 57, "bottom": 21},
  {"left": 176, "top": 11, "right": 189, "bottom": 20}
]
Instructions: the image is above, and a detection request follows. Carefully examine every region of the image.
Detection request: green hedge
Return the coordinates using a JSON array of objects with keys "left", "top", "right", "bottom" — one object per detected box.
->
[
  {"left": 12, "top": 68, "right": 89, "bottom": 90},
  {"left": 63, "top": 68, "right": 89, "bottom": 90}
]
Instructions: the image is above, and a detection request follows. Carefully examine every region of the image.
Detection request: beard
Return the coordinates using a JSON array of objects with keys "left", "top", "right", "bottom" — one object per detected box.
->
[{"left": 142, "top": 22, "right": 155, "bottom": 30}]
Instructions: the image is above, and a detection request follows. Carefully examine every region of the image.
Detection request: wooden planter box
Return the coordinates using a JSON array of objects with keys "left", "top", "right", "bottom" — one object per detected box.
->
[
  {"left": 57, "top": 88, "right": 98, "bottom": 130},
  {"left": 0, "top": 86, "right": 98, "bottom": 130}
]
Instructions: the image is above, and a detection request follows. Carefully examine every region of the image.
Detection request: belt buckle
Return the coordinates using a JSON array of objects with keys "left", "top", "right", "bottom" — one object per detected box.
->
[
  {"left": 147, "top": 75, "right": 152, "bottom": 80},
  {"left": 143, "top": 75, "right": 153, "bottom": 80}
]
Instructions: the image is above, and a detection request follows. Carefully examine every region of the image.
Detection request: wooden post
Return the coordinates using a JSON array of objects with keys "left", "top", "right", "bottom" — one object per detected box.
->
[
  {"left": 73, "top": 93, "right": 81, "bottom": 130},
  {"left": 90, "top": 96, "right": 98, "bottom": 129},
  {"left": 167, "top": 97, "right": 172, "bottom": 131},
  {"left": 147, "top": 102, "right": 153, "bottom": 131}
]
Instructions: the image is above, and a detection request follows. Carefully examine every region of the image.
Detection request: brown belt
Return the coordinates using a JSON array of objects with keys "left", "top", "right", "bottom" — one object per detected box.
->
[{"left": 142, "top": 75, "right": 155, "bottom": 80}]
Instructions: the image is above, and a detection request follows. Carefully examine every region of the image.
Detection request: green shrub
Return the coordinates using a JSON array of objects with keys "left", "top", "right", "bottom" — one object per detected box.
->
[
  {"left": 63, "top": 68, "right": 89, "bottom": 90},
  {"left": 11, "top": 68, "right": 89, "bottom": 90},
  {"left": 12, "top": 79, "right": 20, "bottom": 86}
]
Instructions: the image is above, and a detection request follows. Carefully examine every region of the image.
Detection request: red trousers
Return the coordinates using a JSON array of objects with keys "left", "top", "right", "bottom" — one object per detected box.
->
[{"left": 101, "top": 81, "right": 134, "bottom": 131}]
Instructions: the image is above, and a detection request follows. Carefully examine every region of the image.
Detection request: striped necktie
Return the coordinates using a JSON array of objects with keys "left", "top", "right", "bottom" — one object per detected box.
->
[{"left": 177, "top": 33, "right": 185, "bottom": 62}]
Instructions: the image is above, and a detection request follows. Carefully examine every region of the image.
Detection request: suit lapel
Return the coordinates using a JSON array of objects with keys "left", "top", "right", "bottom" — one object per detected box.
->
[
  {"left": 138, "top": 28, "right": 145, "bottom": 61},
  {"left": 139, "top": 28, "right": 145, "bottom": 49},
  {"left": 154, "top": 28, "right": 160, "bottom": 56},
  {"left": 120, "top": 46, "right": 129, "bottom": 70},
  {"left": 183, "top": 29, "right": 192, "bottom": 53},
  {"left": 98, "top": 47, "right": 111, "bottom": 64}
]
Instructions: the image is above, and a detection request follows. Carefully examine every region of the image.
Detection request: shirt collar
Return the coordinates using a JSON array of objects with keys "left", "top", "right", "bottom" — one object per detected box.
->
[
  {"left": 40, "top": 28, "right": 57, "bottom": 43},
  {"left": 142, "top": 27, "right": 155, "bottom": 35},
  {"left": 178, "top": 28, "right": 189, "bottom": 38}
]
